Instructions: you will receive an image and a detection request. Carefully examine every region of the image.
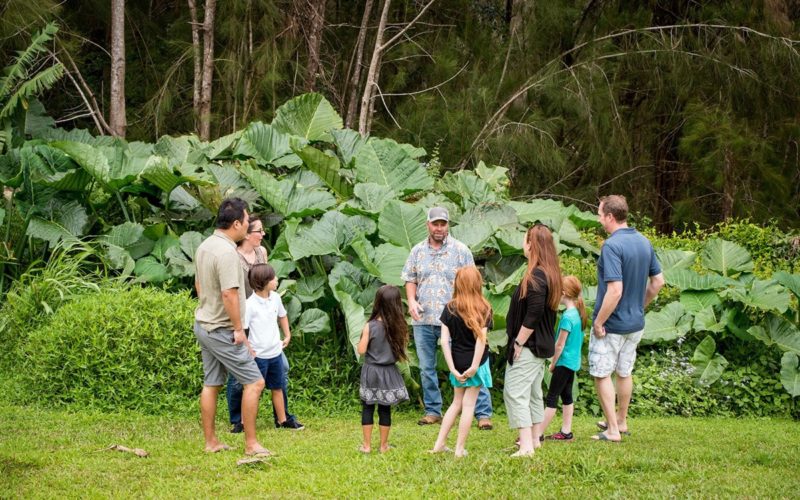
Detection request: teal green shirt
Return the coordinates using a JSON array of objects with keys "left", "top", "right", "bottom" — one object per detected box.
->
[{"left": 555, "top": 307, "right": 583, "bottom": 372}]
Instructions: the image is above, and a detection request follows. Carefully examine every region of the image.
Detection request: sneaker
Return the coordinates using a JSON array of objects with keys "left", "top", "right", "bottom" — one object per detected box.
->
[
  {"left": 230, "top": 423, "right": 244, "bottom": 434},
  {"left": 545, "top": 431, "right": 574, "bottom": 441},
  {"left": 279, "top": 419, "right": 305, "bottom": 430}
]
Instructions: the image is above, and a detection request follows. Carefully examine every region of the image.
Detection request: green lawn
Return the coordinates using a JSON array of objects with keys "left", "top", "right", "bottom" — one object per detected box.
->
[{"left": 1, "top": 403, "right": 798, "bottom": 498}]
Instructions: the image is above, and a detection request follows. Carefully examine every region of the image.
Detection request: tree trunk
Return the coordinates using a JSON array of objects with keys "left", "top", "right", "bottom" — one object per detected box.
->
[
  {"left": 358, "top": 0, "right": 391, "bottom": 136},
  {"left": 109, "top": 0, "right": 126, "bottom": 137},
  {"left": 304, "top": 0, "right": 327, "bottom": 92},
  {"left": 199, "top": 0, "right": 216, "bottom": 141},
  {"left": 344, "top": 0, "right": 374, "bottom": 128},
  {"left": 187, "top": 0, "right": 202, "bottom": 131}
]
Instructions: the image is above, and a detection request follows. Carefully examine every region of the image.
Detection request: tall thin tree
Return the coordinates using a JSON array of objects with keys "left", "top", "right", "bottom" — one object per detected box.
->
[{"left": 109, "top": 0, "right": 126, "bottom": 137}]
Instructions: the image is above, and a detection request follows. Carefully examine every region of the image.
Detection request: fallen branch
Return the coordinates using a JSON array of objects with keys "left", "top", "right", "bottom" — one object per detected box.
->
[{"left": 103, "top": 444, "right": 149, "bottom": 458}]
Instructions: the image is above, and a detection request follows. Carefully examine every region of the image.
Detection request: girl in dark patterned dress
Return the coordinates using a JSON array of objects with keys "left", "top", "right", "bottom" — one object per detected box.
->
[{"left": 357, "top": 285, "right": 410, "bottom": 453}]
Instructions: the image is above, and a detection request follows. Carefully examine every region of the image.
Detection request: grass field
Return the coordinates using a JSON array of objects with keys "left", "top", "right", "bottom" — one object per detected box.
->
[{"left": 1, "top": 403, "right": 798, "bottom": 498}]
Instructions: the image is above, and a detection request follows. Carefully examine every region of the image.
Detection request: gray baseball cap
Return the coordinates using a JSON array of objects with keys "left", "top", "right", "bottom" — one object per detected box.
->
[{"left": 427, "top": 207, "right": 449, "bottom": 222}]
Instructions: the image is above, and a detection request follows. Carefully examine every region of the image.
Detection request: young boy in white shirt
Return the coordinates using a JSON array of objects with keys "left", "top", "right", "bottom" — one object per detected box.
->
[{"left": 245, "top": 263, "right": 304, "bottom": 430}]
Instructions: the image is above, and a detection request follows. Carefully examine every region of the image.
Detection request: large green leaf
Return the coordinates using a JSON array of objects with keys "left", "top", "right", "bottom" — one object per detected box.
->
[
  {"left": 664, "top": 269, "right": 735, "bottom": 291},
  {"left": 450, "top": 221, "right": 495, "bottom": 252},
  {"left": 691, "top": 336, "right": 728, "bottom": 386},
  {"left": 331, "top": 128, "right": 366, "bottom": 167},
  {"left": 474, "top": 161, "right": 510, "bottom": 194},
  {"left": 239, "top": 160, "right": 335, "bottom": 218},
  {"left": 780, "top": 352, "right": 800, "bottom": 397},
  {"left": 179, "top": 231, "right": 203, "bottom": 261},
  {"left": 286, "top": 211, "right": 369, "bottom": 260},
  {"left": 657, "top": 249, "right": 696, "bottom": 272},
  {"left": 26, "top": 217, "right": 79, "bottom": 246},
  {"left": 140, "top": 155, "right": 212, "bottom": 194},
  {"left": 510, "top": 199, "right": 569, "bottom": 225},
  {"left": 494, "top": 226, "right": 527, "bottom": 256},
  {"left": 488, "top": 329, "right": 508, "bottom": 354},
  {"left": 294, "top": 145, "right": 352, "bottom": 198},
  {"left": 721, "top": 279, "right": 790, "bottom": 314},
  {"left": 701, "top": 239, "right": 754, "bottom": 277},
  {"left": 233, "top": 122, "right": 294, "bottom": 164},
  {"left": 487, "top": 293, "right": 511, "bottom": 330},
  {"left": 51, "top": 140, "right": 111, "bottom": 187},
  {"left": 489, "top": 263, "right": 527, "bottom": 295},
  {"left": 747, "top": 314, "right": 800, "bottom": 354},
  {"left": 377, "top": 200, "right": 428, "bottom": 250},
  {"left": 294, "top": 275, "right": 327, "bottom": 303},
  {"left": 344, "top": 182, "right": 397, "bottom": 215},
  {"left": 338, "top": 291, "right": 368, "bottom": 358},
  {"left": 295, "top": 308, "right": 331, "bottom": 337},
  {"left": 438, "top": 170, "right": 496, "bottom": 209},
  {"left": 693, "top": 306, "right": 726, "bottom": 333},
  {"left": 679, "top": 290, "right": 721, "bottom": 313},
  {"left": 371, "top": 243, "right": 410, "bottom": 286},
  {"left": 101, "top": 222, "right": 145, "bottom": 249},
  {"left": 272, "top": 93, "right": 343, "bottom": 142},
  {"left": 775, "top": 271, "right": 800, "bottom": 300},
  {"left": 641, "top": 302, "right": 692, "bottom": 344},
  {"left": 133, "top": 256, "right": 170, "bottom": 283},
  {"left": 354, "top": 138, "right": 433, "bottom": 195}
]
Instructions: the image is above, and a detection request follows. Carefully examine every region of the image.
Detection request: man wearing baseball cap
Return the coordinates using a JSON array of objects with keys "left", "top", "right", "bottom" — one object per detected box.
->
[{"left": 401, "top": 207, "right": 494, "bottom": 428}]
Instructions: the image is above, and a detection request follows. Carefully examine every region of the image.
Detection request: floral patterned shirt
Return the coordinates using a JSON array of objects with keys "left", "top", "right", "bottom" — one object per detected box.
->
[{"left": 401, "top": 235, "right": 474, "bottom": 326}]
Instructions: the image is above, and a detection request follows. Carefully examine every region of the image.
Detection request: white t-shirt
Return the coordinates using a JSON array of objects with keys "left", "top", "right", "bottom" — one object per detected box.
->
[{"left": 244, "top": 291, "right": 287, "bottom": 359}]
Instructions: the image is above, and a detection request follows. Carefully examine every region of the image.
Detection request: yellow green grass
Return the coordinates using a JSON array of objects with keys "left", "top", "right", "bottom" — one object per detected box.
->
[{"left": 1, "top": 403, "right": 798, "bottom": 498}]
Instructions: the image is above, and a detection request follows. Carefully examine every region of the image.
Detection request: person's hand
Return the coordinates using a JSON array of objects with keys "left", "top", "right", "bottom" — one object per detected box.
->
[
  {"left": 243, "top": 338, "right": 256, "bottom": 358},
  {"left": 513, "top": 342, "right": 523, "bottom": 361},
  {"left": 548, "top": 362, "right": 555, "bottom": 373},
  {"left": 463, "top": 366, "right": 477, "bottom": 379},
  {"left": 282, "top": 336, "right": 291, "bottom": 349},
  {"left": 233, "top": 328, "right": 246, "bottom": 345},
  {"left": 455, "top": 372, "right": 468, "bottom": 383},
  {"left": 593, "top": 322, "right": 606, "bottom": 338},
  {"left": 408, "top": 299, "right": 422, "bottom": 322}
]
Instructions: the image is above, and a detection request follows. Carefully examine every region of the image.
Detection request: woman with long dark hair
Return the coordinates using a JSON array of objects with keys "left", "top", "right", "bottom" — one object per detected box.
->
[{"left": 503, "top": 224, "right": 562, "bottom": 457}]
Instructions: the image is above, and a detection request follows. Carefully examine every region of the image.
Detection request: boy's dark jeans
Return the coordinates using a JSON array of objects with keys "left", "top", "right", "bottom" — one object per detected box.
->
[{"left": 227, "top": 352, "right": 295, "bottom": 425}]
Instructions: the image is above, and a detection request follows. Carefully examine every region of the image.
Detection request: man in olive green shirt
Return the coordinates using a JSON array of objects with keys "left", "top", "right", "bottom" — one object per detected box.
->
[{"left": 194, "top": 198, "right": 270, "bottom": 456}]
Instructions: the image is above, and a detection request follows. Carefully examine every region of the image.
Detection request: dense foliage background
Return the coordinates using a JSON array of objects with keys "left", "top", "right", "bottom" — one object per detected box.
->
[
  {"left": 0, "top": 91, "right": 797, "bottom": 418},
  {"left": 2, "top": 0, "right": 800, "bottom": 229}
]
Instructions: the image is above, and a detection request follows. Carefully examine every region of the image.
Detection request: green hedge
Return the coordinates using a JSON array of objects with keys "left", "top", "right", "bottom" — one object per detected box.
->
[{"left": 16, "top": 287, "right": 200, "bottom": 414}]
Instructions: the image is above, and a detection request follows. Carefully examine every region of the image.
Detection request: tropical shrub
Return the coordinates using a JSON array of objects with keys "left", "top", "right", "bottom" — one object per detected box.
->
[{"left": 17, "top": 286, "right": 200, "bottom": 414}]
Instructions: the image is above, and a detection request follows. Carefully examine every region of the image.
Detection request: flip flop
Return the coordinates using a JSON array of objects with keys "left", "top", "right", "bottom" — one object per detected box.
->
[
  {"left": 245, "top": 448, "right": 273, "bottom": 457},
  {"left": 510, "top": 449, "right": 534, "bottom": 458},
  {"left": 596, "top": 421, "right": 631, "bottom": 436},
  {"left": 591, "top": 432, "right": 621, "bottom": 443},
  {"left": 204, "top": 443, "right": 233, "bottom": 453},
  {"left": 357, "top": 445, "right": 371, "bottom": 454}
]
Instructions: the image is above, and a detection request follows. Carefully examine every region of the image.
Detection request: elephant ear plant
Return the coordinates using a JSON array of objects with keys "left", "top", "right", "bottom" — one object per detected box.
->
[{"left": 2, "top": 93, "right": 798, "bottom": 398}]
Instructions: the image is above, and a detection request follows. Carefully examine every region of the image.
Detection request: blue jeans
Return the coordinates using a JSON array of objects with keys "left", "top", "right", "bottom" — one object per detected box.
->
[
  {"left": 413, "top": 324, "right": 493, "bottom": 419},
  {"left": 227, "top": 352, "right": 295, "bottom": 425}
]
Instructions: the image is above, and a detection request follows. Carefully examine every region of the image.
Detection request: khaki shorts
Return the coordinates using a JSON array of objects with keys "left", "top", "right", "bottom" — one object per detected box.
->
[
  {"left": 193, "top": 321, "right": 262, "bottom": 387},
  {"left": 588, "top": 329, "right": 644, "bottom": 378}
]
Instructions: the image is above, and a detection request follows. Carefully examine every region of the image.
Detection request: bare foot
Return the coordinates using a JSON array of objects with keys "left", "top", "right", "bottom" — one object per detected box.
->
[
  {"left": 427, "top": 446, "right": 452, "bottom": 454},
  {"left": 591, "top": 431, "right": 622, "bottom": 442},
  {"left": 510, "top": 449, "right": 534, "bottom": 458},
  {"left": 454, "top": 449, "right": 468, "bottom": 458},
  {"left": 204, "top": 443, "right": 233, "bottom": 453},
  {"left": 379, "top": 445, "right": 394, "bottom": 453},
  {"left": 358, "top": 445, "right": 371, "bottom": 454}
]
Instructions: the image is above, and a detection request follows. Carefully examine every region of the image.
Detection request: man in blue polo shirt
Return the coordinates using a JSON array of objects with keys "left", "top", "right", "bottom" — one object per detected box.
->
[{"left": 590, "top": 195, "right": 664, "bottom": 442}]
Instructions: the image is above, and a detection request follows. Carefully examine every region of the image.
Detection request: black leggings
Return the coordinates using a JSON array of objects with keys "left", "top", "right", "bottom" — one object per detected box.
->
[
  {"left": 361, "top": 402, "right": 392, "bottom": 426},
  {"left": 545, "top": 366, "right": 576, "bottom": 408}
]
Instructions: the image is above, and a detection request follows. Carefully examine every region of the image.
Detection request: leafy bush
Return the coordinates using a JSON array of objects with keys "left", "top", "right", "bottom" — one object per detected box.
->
[
  {"left": 16, "top": 287, "right": 200, "bottom": 414},
  {"left": 0, "top": 241, "right": 106, "bottom": 370}
]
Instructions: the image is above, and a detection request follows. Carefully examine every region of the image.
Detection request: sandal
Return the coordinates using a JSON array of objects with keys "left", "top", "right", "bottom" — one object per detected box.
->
[{"left": 596, "top": 421, "right": 631, "bottom": 435}]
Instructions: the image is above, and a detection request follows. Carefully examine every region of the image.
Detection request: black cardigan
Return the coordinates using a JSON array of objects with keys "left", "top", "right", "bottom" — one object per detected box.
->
[{"left": 505, "top": 267, "right": 556, "bottom": 362}]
